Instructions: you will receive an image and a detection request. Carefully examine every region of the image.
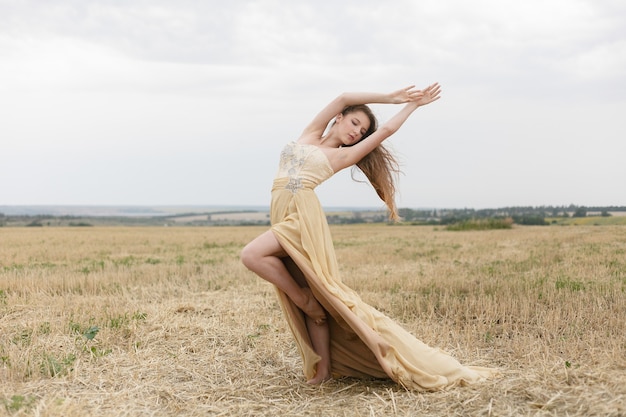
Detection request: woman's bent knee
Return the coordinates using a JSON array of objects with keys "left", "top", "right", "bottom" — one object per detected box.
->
[
  {"left": 240, "top": 243, "right": 258, "bottom": 270},
  {"left": 241, "top": 230, "right": 286, "bottom": 271}
]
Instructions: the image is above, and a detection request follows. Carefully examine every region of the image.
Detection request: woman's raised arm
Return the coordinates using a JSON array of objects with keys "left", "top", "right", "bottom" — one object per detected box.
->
[
  {"left": 332, "top": 83, "right": 441, "bottom": 170},
  {"left": 300, "top": 86, "right": 423, "bottom": 139}
]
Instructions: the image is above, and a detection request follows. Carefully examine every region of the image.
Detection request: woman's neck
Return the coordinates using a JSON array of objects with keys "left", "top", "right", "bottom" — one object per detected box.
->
[{"left": 320, "top": 132, "right": 342, "bottom": 148}]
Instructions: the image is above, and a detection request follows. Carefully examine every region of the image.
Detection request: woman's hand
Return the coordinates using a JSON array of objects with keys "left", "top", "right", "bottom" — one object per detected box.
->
[
  {"left": 389, "top": 85, "right": 423, "bottom": 104},
  {"left": 412, "top": 82, "right": 441, "bottom": 107}
]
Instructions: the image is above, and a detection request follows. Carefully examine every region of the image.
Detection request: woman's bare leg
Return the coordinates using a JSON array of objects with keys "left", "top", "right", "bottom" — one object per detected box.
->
[
  {"left": 241, "top": 230, "right": 331, "bottom": 383},
  {"left": 304, "top": 313, "right": 331, "bottom": 384},
  {"left": 241, "top": 230, "right": 325, "bottom": 325}
]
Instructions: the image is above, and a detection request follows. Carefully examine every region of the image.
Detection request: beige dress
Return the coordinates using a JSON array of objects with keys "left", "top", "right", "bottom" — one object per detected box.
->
[{"left": 270, "top": 141, "right": 496, "bottom": 391}]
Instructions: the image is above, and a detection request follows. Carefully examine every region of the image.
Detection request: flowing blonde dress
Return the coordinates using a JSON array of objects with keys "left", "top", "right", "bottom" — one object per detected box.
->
[{"left": 270, "top": 141, "right": 496, "bottom": 391}]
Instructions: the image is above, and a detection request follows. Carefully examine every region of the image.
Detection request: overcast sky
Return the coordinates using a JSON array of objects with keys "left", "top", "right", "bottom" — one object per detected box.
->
[{"left": 1, "top": 0, "right": 624, "bottom": 209}]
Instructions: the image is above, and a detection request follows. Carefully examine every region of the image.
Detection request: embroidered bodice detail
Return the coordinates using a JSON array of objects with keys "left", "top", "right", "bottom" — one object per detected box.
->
[{"left": 275, "top": 142, "right": 334, "bottom": 193}]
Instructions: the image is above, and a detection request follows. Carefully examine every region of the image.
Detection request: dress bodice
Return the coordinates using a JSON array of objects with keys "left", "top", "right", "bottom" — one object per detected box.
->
[{"left": 275, "top": 142, "right": 334, "bottom": 193}]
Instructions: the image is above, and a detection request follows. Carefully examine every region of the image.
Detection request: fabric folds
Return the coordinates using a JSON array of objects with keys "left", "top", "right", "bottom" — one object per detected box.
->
[{"left": 268, "top": 142, "right": 497, "bottom": 391}]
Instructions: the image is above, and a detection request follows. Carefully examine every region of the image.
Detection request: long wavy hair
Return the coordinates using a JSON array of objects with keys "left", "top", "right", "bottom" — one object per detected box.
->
[{"left": 340, "top": 105, "right": 401, "bottom": 221}]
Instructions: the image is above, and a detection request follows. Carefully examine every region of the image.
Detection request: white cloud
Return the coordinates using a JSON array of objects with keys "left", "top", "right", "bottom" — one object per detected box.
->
[
  {"left": 1, "top": 0, "right": 624, "bottom": 207},
  {"left": 567, "top": 39, "right": 626, "bottom": 81}
]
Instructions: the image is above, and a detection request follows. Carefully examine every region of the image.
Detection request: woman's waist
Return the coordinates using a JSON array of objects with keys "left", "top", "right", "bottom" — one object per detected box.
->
[{"left": 272, "top": 176, "right": 318, "bottom": 193}]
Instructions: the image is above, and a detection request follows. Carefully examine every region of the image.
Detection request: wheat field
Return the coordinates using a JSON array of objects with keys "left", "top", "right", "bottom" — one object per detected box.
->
[{"left": 1, "top": 224, "right": 625, "bottom": 416}]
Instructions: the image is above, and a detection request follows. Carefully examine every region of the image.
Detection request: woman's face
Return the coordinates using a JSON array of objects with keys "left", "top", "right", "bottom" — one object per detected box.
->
[{"left": 336, "top": 110, "right": 371, "bottom": 146}]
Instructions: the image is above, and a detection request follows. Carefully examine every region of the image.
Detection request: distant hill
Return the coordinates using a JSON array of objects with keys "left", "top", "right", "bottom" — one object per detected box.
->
[{"left": 0, "top": 205, "right": 270, "bottom": 217}]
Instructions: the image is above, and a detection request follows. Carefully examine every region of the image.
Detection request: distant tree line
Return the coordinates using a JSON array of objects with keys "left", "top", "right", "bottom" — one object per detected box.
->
[
  {"left": 1, "top": 205, "right": 624, "bottom": 227},
  {"left": 397, "top": 205, "right": 625, "bottom": 226}
]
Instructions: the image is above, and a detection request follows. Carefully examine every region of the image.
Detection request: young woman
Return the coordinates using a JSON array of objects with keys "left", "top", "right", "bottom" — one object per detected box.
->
[{"left": 241, "top": 83, "right": 496, "bottom": 390}]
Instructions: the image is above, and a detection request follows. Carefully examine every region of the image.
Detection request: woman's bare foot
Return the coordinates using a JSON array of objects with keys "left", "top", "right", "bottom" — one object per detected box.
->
[
  {"left": 298, "top": 287, "right": 326, "bottom": 326},
  {"left": 306, "top": 366, "right": 331, "bottom": 385}
]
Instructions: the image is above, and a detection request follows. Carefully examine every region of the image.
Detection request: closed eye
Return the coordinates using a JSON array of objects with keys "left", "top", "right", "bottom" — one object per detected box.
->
[{"left": 352, "top": 119, "right": 366, "bottom": 134}]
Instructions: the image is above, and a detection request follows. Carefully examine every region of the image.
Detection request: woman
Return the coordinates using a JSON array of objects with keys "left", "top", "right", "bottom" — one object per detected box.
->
[{"left": 241, "top": 83, "right": 496, "bottom": 390}]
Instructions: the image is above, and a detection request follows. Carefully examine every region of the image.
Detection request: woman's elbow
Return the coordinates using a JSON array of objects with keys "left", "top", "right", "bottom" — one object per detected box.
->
[
  {"left": 378, "top": 125, "right": 396, "bottom": 138},
  {"left": 335, "top": 93, "right": 350, "bottom": 107}
]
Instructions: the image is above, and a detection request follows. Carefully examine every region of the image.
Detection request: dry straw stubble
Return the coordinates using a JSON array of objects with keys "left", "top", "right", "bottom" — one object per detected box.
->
[{"left": 0, "top": 224, "right": 625, "bottom": 416}]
